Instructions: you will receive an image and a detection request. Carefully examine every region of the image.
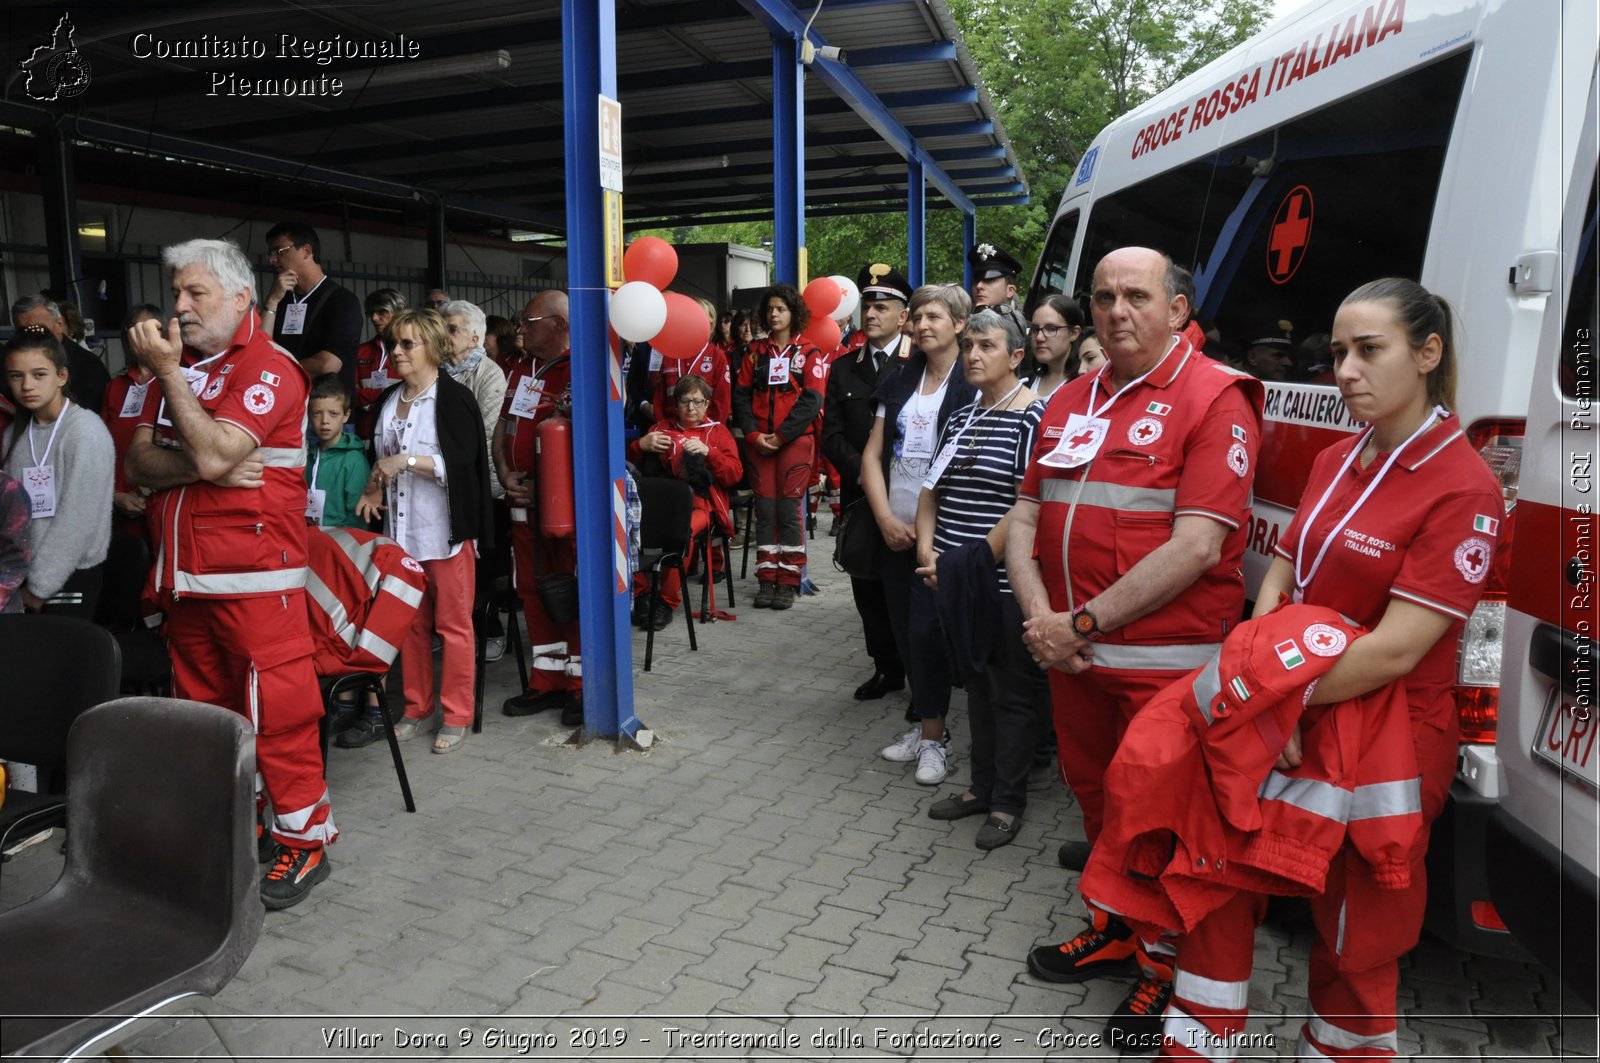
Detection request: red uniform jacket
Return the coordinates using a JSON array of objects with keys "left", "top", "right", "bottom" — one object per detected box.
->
[
  {"left": 648, "top": 344, "right": 733, "bottom": 426},
  {"left": 138, "top": 311, "right": 312, "bottom": 600},
  {"left": 732, "top": 338, "right": 826, "bottom": 442},
  {"left": 500, "top": 352, "right": 572, "bottom": 479},
  {"left": 1083, "top": 604, "right": 1423, "bottom": 939},
  {"left": 305, "top": 526, "right": 428, "bottom": 675},
  {"left": 352, "top": 337, "right": 391, "bottom": 439}
]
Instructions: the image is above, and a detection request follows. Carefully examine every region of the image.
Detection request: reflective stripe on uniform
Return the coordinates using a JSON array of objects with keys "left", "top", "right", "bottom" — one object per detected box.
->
[
  {"left": 355, "top": 628, "right": 400, "bottom": 664},
  {"left": 1092, "top": 641, "right": 1220, "bottom": 672},
  {"left": 1162, "top": 1006, "right": 1241, "bottom": 1063},
  {"left": 1191, "top": 655, "right": 1223, "bottom": 723},
  {"left": 305, "top": 572, "right": 355, "bottom": 647},
  {"left": 256, "top": 446, "right": 307, "bottom": 468},
  {"left": 273, "top": 788, "right": 337, "bottom": 846},
  {"left": 377, "top": 573, "right": 426, "bottom": 610},
  {"left": 1302, "top": 1011, "right": 1397, "bottom": 1053},
  {"left": 175, "top": 566, "right": 308, "bottom": 596},
  {"left": 1040, "top": 478, "right": 1176, "bottom": 512},
  {"left": 1174, "top": 969, "right": 1250, "bottom": 1010},
  {"left": 532, "top": 641, "right": 567, "bottom": 671},
  {"left": 322, "top": 527, "right": 383, "bottom": 592},
  {"left": 1349, "top": 777, "right": 1423, "bottom": 821},
  {"left": 1258, "top": 772, "right": 1351, "bottom": 823}
]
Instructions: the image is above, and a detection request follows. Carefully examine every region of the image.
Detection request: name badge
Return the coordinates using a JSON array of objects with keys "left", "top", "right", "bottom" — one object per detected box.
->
[
  {"left": 1038, "top": 413, "right": 1111, "bottom": 469},
  {"left": 306, "top": 487, "right": 326, "bottom": 524},
  {"left": 902, "top": 410, "right": 937, "bottom": 460},
  {"left": 648, "top": 351, "right": 664, "bottom": 371},
  {"left": 508, "top": 375, "right": 546, "bottom": 419},
  {"left": 182, "top": 365, "right": 208, "bottom": 396},
  {"left": 118, "top": 382, "right": 149, "bottom": 419},
  {"left": 924, "top": 439, "right": 960, "bottom": 489},
  {"left": 767, "top": 355, "right": 791, "bottom": 386},
  {"left": 281, "top": 302, "right": 308, "bottom": 335},
  {"left": 362, "top": 370, "right": 389, "bottom": 390},
  {"left": 23, "top": 464, "right": 56, "bottom": 518}
]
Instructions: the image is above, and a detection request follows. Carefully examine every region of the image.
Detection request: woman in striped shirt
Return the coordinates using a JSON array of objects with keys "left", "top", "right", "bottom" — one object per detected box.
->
[{"left": 914, "top": 307, "right": 1049, "bottom": 850}]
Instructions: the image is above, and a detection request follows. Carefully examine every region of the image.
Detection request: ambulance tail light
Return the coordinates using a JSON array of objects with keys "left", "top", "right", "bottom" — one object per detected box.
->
[{"left": 1454, "top": 418, "right": 1523, "bottom": 745}]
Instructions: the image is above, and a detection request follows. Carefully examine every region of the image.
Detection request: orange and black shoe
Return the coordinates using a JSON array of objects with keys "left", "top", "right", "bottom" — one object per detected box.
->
[
  {"left": 1027, "top": 912, "right": 1138, "bottom": 983},
  {"left": 1105, "top": 973, "right": 1173, "bottom": 1054},
  {"left": 260, "top": 845, "right": 331, "bottom": 910}
]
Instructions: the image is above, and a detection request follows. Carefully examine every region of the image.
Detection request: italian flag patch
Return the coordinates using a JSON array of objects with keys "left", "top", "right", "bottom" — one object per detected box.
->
[
  {"left": 1228, "top": 676, "right": 1251, "bottom": 701},
  {"left": 1232, "top": 424, "right": 1248, "bottom": 441},
  {"left": 1146, "top": 402, "right": 1171, "bottom": 416},
  {"left": 1473, "top": 514, "right": 1499, "bottom": 535},
  {"left": 1275, "top": 639, "right": 1305, "bottom": 670}
]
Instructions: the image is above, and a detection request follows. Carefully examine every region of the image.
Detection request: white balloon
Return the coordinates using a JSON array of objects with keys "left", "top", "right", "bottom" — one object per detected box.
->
[
  {"left": 829, "top": 275, "right": 860, "bottom": 320},
  {"left": 609, "top": 281, "right": 668, "bottom": 342}
]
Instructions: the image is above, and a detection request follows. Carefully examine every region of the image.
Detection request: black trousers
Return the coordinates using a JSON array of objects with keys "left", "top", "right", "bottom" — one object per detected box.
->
[
  {"left": 39, "top": 563, "right": 104, "bottom": 620},
  {"left": 965, "top": 594, "right": 1050, "bottom": 815},
  {"left": 849, "top": 574, "right": 902, "bottom": 675},
  {"left": 881, "top": 547, "right": 952, "bottom": 721}
]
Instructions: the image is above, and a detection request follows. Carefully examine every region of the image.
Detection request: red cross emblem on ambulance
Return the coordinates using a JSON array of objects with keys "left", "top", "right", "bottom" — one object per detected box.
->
[{"left": 1268, "top": 185, "right": 1314, "bottom": 285}]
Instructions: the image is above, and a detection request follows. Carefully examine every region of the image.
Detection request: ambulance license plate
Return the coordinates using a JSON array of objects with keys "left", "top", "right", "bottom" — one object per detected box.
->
[{"left": 1533, "top": 689, "right": 1600, "bottom": 792}]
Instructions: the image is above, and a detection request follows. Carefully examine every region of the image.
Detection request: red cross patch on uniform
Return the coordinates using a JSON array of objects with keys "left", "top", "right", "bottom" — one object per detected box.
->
[
  {"left": 1454, "top": 536, "right": 1492, "bottom": 583},
  {"left": 1302, "top": 623, "right": 1347, "bottom": 657},
  {"left": 1128, "top": 417, "right": 1163, "bottom": 446},
  {"left": 1227, "top": 441, "right": 1249, "bottom": 478},
  {"left": 243, "top": 383, "right": 276, "bottom": 415}
]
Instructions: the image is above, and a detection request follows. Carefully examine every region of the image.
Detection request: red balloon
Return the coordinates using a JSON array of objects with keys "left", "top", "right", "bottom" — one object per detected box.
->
[
  {"left": 803, "top": 316, "right": 841, "bottom": 352},
  {"left": 653, "top": 292, "right": 711, "bottom": 362},
  {"left": 623, "top": 237, "right": 678, "bottom": 289},
  {"left": 803, "top": 276, "right": 842, "bottom": 318}
]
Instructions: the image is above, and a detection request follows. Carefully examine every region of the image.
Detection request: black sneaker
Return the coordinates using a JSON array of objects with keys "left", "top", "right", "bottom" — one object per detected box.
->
[
  {"left": 503, "top": 690, "right": 565, "bottom": 717},
  {"left": 326, "top": 698, "right": 360, "bottom": 735},
  {"left": 561, "top": 694, "right": 584, "bottom": 727},
  {"left": 1106, "top": 974, "right": 1173, "bottom": 1054},
  {"left": 770, "top": 584, "right": 796, "bottom": 610},
  {"left": 753, "top": 582, "right": 776, "bottom": 608},
  {"left": 1059, "top": 839, "right": 1094, "bottom": 871},
  {"left": 646, "top": 603, "right": 674, "bottom": 631},
  {"left": 336, "top": 711, "right": 387, "bottom": 749},
  {"left": 630, "top": 596, "right": 651, "bottom": 627},
  {"left": 1027, "top": 916, "right": 1138, "bottom": 983},
  {"left": 260, "top": 845, "right": 331, "bottom": 910}
]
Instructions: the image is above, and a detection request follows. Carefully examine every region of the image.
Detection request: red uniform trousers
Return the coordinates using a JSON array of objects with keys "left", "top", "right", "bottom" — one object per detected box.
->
[
  {"left": 165, "top": 591, "right": 336, "bottom": 850},
  {"left": 1157, "top": 715, "right": 1459, "bottom": 1062},
  {"left": 401, "top": 547, "right": 477, "bottom": 729},
  {"left": 748, "top": 434, "right": 814, "bottom": 587},
  {"left": 632, "top": 502, "right": 710, "bottom": 608},
  {"left": 511, "top": 522, "right": 582, "bottom": 695}
]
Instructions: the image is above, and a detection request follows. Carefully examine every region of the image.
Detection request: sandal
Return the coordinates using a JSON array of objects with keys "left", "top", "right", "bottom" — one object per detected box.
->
[
  {"left": 392, "top": 717, "right": 422, "bottom": 742},
  {"left": 432, "top": 725, "right": 467, "bottom": 754}
]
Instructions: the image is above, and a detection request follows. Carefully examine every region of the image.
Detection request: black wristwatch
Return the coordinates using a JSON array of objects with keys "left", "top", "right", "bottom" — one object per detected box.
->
[{"left": 1071, "top": 604, "right": 1104, "bottom": 642}]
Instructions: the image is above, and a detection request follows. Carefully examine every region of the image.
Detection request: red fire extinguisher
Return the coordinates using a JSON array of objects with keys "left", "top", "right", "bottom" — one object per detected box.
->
[{"left": 536, "top": 415, "right": 575, "bottom": 538}]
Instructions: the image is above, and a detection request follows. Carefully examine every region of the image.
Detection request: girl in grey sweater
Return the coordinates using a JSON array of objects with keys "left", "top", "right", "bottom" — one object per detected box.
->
[{"left": 3, "top": 329, "right": 114, "bottom": 616}]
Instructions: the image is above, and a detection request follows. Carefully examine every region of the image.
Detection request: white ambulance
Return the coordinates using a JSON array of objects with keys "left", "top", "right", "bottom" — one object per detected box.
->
[{"left": 1026, "top": 0, "right": 1597, "bottom": 995}]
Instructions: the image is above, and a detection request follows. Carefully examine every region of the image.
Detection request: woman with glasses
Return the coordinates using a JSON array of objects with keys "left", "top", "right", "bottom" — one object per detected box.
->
[
  {"left": 912, "top": 308, "right": 1047, "bottom": 847},
  {"left": 354, "top": 289, "right": 405, "bottom": 439},
  {"left": 356, "top": 309, "right": 493, "bottom": 754},
  {"left": 1026, "top": 295, "right": 1086, "bottom": 399},
  {"left": 861, "top": 284, "right": 977, "bottom": 786},
  {"left": 629, "top": 374, "right": 742, "bottom": 630},
  {"left": 440, "top": 300, "right": 508, "bottom": 502}
]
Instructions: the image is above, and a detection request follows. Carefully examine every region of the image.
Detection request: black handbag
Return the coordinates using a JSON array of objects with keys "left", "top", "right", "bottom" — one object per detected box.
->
[{"left": 833, "top": 497, "right": 886, "bottom": 580}]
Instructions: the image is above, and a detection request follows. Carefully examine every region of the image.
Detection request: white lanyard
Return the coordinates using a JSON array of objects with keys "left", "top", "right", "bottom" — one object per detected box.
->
[
  {"left": 1083, "top": 338, "right": 1178, "bottom": 419},
  {"left": 28, "top": 400, "right": 72, "bottom": 467},
  {"left": 310, "top": 446, "right": 322, "bottom": 486},
  {"left": 1293, "top": 406, "right": 1445, "bottom": 597},
  {"left": 375, "top": 341, "right": 388, "bottom": 375},
  {"left": 290, "top": 275, "right": 326, "bottom": 307},
  {"left": 951, "top": 380, "right": 1025, "bottom": 447}
]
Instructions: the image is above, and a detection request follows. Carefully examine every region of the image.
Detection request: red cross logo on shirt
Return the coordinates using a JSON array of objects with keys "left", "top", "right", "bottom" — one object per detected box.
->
[
  {"left": 1268, "top": 185, "right": 1314, "bottom": 285},
  {"left": 1068, "top": 428, "right": 1098, "bottom": 447},
  {"left": 1312, "top": 631, "right": 1336, "bottom": 650},
  {"left": 247, "top": 390, "right": 270, "bottom": 412},
  {"left": 1135, "top": 423, "right": 1155, "bottom": 441}
]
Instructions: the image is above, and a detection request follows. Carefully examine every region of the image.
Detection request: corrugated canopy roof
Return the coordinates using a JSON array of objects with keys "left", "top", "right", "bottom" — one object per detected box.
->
[{"left": 0, "top": 0, "right": 1026, "bottom": 237}]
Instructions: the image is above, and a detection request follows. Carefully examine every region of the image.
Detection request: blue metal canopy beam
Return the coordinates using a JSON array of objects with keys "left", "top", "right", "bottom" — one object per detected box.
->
[
  {"left": 771, "top": 33, "right": 805, "bottom": 285},
  {"left": 735, "top": 0, "right": 975, "bottom": 216},
  {"left": 849, "top": 43, "right": 958, "bottom": 67}
]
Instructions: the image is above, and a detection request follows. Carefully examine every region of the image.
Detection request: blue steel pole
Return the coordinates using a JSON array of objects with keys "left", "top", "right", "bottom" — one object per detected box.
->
[
  {"left": 907, "top": 157, "right": 925, "bottom": 288},
  {"left": 772, "top": 33, "right": 804, "bottom": 285},
  {"left": 962, "top": 211, "right": 976, "bottom": 292},
  {"left": 562, "top": 0, "right": 633, "bottom": 739}
]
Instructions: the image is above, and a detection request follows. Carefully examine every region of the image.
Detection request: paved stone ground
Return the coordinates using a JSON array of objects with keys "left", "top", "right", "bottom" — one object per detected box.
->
[{"left": 4, "top": 560, "right": 1595, "bottom": 1061}]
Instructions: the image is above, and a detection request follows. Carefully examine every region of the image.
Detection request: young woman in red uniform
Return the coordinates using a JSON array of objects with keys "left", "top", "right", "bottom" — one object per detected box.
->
[
  {"left": 1157, "top": 278, "right": 1505, "bottom": 1061},
  {"left": 732, "top": 284, "right": 825, "bottom": 611},
  {"left": 352, "top": 288, "right": 405, "bottom": 440}
]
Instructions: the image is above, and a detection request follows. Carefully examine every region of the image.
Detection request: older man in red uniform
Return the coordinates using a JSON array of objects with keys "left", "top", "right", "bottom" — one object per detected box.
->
[
  {"left": 127, "top": 238, "right": 335, "bottom": 911},
  {"left": 1006, "top": 246, "right": 1263, "bottom": 1046},
  {"left": 494, "top": 289, "right": 584, "bottom": 726}
]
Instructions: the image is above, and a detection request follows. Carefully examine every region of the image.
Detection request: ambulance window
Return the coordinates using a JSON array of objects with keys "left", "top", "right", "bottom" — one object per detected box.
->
[
  {"left": 1030, "top": 209, "right": 1081, "bottom": 310},
  {"left": 1559, "top": 173, "right": 1597, "bottom": 399},
  {"left": 1075, "top": 50, "right": 1472, "bottom": 378}
]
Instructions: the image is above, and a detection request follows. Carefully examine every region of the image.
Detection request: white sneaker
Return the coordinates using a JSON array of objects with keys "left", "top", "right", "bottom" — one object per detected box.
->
[
  {"left": 879, "top": 727, "right": 922, "bottom": 762},
  {"left": 915, "top": 741, "right": 948, "bottom": 785},
  {"left": 485, "top": 636, "right": 506, "bottom": 662}
]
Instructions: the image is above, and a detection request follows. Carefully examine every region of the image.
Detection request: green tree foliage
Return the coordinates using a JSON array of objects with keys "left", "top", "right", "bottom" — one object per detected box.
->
[{"left": 647, "top": 0, "right": 1269, "bottom": 297}]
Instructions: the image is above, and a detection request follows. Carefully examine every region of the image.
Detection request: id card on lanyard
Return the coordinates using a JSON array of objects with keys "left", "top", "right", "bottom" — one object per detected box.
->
[
  {"left": 305, "top": 447, "right": 326, "bottom": 524},
  {"left": 23, "top": 401, "right": 71, "bottom": 518},
  {"left": 1037, "top": 351, "right": 1169, "bottom": 470}
]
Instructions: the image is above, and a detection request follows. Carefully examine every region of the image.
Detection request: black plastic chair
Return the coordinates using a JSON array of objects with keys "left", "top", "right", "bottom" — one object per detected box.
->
[
  {"left": 696, "top": 516, "right": 738, "bottom": 619},
  {"left": 473, "top": 578, "right": 529, "bottom": 734},
  {"left": 0, "top": 615, "right": 121, "bottom": 881},
  {"left": 317, "top": 672, "right": 416, "bottom": 813},
  {"left": 636, "top": 477, "right": 699, "bottom": 672},
  {"left": 0, "top": 697, "right": 262, "bottom": 1060}
]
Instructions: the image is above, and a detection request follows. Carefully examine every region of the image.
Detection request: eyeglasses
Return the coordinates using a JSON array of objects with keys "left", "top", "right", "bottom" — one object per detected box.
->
[
  {"left": 445, "top": 324, "right": 465, "bottom": 335},
  {"left": 395, "top": 338, "right": 429, "bottom": 351},
  {"left": 521, "top": 315, "right": 562, "bottom": 327},
  {"left": 676, "top": 397, "right": 709, "bottom": 408},
  {"left": 1028, "top": 323, "right": 1068, "bottom": 339},
  {"left": 266, "top": 243, "right": 298, "bottom": 259}
]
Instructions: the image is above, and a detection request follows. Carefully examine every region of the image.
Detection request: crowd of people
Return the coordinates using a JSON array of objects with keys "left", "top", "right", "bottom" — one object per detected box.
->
[{"left": 1, "top": 224, "right": 1503, "bottom": 1060}]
